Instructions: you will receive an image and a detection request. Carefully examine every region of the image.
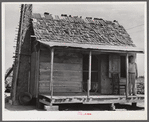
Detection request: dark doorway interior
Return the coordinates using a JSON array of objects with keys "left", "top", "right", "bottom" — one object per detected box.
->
[{"left": 83, "top": 54, "right": 100, "bottom": 93}]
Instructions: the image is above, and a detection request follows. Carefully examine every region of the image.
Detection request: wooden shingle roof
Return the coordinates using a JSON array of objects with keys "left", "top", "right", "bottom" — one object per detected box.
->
[
  {"left": 31, "top": 13, "right": 143, "bottom": 53},
  {"left": 32, "top": 13, "right": 135, "bottom": 46}
]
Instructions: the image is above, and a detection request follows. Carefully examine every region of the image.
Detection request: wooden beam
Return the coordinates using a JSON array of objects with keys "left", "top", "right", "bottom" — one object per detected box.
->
[
  {"left": 126, "top": 53, "right": 129, "bottom": 99},
  {"left": 35, "top": 50, "right": 40, "bottom": 98},
  {"left": 35, "top": 49, "right": 40, "bottom": 109},
  {"left": 87, "top": 51, "right": 92, "bottom": 99},
  {"left": 50, "top": 48, "right": 54, "bottom": 102}
]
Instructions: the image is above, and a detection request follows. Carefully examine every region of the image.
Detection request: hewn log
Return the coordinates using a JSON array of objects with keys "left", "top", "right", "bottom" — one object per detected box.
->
[
  {"left": 126, "top": 53, "right": 129, "bottom": 98},
  {"left": 50, "top": 48, "right": 54, "bottom": 101},
  {"left": 87, "top": 51, "right": 92, "bottom": 99}
]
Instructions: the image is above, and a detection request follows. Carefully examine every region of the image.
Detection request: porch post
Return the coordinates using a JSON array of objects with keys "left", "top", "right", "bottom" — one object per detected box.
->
[
  {"left": 87, "top": 51, "right": 92, "bottom": 99},
  {"left": 126, "top": 53, "right": 129, "bottom": 99},
  {"left": 50, "top": 48, "right": 54, "bottom": 101}
]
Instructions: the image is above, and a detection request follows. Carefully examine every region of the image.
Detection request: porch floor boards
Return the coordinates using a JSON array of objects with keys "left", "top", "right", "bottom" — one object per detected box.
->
[
  {"left": 39, "top": 93, "right": 144, "bottom": 99},
  {"left": 38, "top": 93, "right": 144, "bottom": 106}
]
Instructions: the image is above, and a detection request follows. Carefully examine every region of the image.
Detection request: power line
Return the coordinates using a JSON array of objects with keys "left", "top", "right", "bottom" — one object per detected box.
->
[
  {"left": 126, "top": 24, "right": 144, "bottom": 30},
  {"left": 129, "top": 29, "right": 144, "bottom": 34}
]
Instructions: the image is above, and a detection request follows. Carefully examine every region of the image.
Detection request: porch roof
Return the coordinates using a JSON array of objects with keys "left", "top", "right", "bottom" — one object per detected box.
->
[{"left": 38, "top": 40, "right": 144, "bottom": 53}]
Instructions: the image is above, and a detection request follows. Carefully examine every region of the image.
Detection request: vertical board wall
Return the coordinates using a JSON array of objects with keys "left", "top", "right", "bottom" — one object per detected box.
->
[
  {"left": 100, "top": 54, "right": 113, "bottom": 94},
  {"left": 100, "top": 54, "right": 121, "bottom": 95}
]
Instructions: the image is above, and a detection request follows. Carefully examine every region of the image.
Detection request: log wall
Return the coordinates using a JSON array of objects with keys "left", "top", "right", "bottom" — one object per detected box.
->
[{"left": 39, "top": 47, "right": 83, "bottom": 94}]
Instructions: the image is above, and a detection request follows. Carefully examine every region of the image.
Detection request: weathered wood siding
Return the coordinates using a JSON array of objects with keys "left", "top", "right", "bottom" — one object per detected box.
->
[
  {"left": 39, "top": 48, "right": 82, "bottom": 93},
  {"left": 30, "top": 52, "right": 36, "bottom": 97}
]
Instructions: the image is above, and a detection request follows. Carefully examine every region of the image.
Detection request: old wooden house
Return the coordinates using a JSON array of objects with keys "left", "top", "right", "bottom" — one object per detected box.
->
[{"left": 11, "top": 4, "right": 144, "bottom": 110}]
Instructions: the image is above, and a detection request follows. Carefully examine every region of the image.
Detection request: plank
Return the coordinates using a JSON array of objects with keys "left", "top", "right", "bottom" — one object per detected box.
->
[
  {"left": 30, "top": 52, "right": 36, "bottom": 96},
  {"left": 119, "top": 86, "right": 125, "bottom": 89},
  {"left": 39, "top": 88, "right": 82, "bottom": 93},
  {"left": 53, "top": 77, "right": 82, "bottom": 82},
  {"left": 40, "top": 69, "right": 50, "bottom": 75},
  {"left": 120, "top": 78, "right": 126, "bottom": 83},
  {"left": 40, "top": 62, "right": 82, "bottom": 71},
  {"left": 54, "top": 49, "right": 82, "bottom": 64},
  {"left": 39, "top": 84, "right": 82, "bottom": 88},
  {"left": 36, "top": 50, "right": 40, "bottom": 98},
  {"left": 109, "top": 55, "right": 112, "bottom": 78},
  {"left": 39, "top": 75, "right": 82, "bottom": 81},
  {"left": 39, "top": 81, "right": 82, "bottom": 87},
  {"left": 54, "top": 63, "right": 82, "bottom": 71},
  {"left": 39, "top": 90, "right": 50, "bottom": 94},
  {"left": 88, "top": 51, "right": 92, "bottom": 98},
  {"left": 119, "top": 82, "right": 126, "bottom": 85},
  {"left": 40, "top": 70, "right": 82, "bottom": 79},
  {"left": 40, "top": 43, "right": 50, "bottom": 51},
  {"left": 40, "top": 69, "right": 82, "bottom": 75},
  {"left": 39, "top": 86, "right": 82, "bottom": 89},
  {"left": 109, "top": 54, "right": 120, "bottom": 78},
  {"left": 53, "top": 70, "right": 82, "bottom": 77},
  {"left": 39, "top": 86, "right": 82, "bottom": 93},
  {"left": 40, "top": 49, "right": 82, "bottom": 64},
  {"left": 40, "top": 50, "right": 51, "bottom": 62},
  {"left": 39, "top": 74, "right": 50, "bottom": 81},
  {"left": 40, "top": 62, "right": 51, "bottom": 69},
  {"left": 40, "top": 69, "right": 82, "bottom": 76},
  {"left": 126, "top": 54, "right": 129, "bottom": 98},
  {"left": 54, "top": 86, "right": 82, "bottom": 92},
  {"left": 54, "top": 50, "right": 81, "bottom": 58},
  {"left": 50, "top": 48, "right": 54, "bottom": 99},
  {"left": 54, "top": 57, "right": 82, "bottom": 64},
  {"left": 120, "top": 89, "right": 125, "bottom": 92}
]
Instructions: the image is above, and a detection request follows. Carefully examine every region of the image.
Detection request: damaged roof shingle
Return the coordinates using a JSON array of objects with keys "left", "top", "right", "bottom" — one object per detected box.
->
[{"left": 32, "top": 13, "right": 135, "bottom": 47}]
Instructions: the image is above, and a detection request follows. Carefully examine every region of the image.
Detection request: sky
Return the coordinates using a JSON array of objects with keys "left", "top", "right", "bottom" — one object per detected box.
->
[{"left": 4, "top": 2, "right": 146, "bottom": 76}]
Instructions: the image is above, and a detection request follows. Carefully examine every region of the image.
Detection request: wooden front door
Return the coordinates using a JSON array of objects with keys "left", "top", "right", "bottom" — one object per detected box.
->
[{"left": 100, "top": 54, "right": 113, "bottom": 94}]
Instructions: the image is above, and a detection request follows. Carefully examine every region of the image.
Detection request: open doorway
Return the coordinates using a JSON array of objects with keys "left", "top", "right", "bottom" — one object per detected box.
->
[{"left": 82, "top": 54, "right": 100, "bottom": 94}]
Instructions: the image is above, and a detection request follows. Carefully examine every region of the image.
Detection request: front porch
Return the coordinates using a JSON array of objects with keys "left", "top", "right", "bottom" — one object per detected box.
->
[
  {"left": 38, "top": 94, "right": 144, "bottom": 105},
  {"left": 35, "top": 45, "right": 144, "bottom": 110}
]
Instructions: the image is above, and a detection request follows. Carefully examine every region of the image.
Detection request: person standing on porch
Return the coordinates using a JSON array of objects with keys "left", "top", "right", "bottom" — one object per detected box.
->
[{"left": 128, "top": 55, "right": 138, "bottom": 95}]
